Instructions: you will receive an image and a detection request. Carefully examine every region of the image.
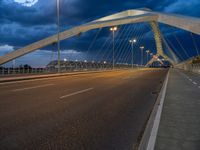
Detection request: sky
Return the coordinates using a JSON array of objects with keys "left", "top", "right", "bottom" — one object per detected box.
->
[{"left": 0, "top": 0, "right": 200, "bottom": 67}]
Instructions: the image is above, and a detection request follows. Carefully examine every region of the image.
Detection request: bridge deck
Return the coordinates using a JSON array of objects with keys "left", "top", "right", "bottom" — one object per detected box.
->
[
  {"left": 155, "top": 69, "right": 200, "bottom": 150},
  {"left": 0, "top": 69, "right": 167, "bottom": 150}
]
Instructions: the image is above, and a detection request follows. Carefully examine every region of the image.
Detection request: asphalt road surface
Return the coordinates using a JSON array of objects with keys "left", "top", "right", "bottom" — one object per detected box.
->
[{"left": 0, "top": 69, "right": 168, "bottom": 150}]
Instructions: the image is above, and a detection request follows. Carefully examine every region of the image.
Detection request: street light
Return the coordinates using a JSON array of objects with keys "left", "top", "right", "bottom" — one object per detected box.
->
[
  {"left": 84, "top": 60, "right": 87, "bottom": 70},
  {"left": 140, "top": 46, "right": 144, "bottom": 66},
  {"left": 57, "top": 0, "right": 61, "bottom": 73},
  {"left": 146, "top": 50, "right": 150, "bottom": 63},
  {"left": 129, "top": 38, "right": 137, "bottom": 69},
  {"left": 110, "top": 26, "right": 118, "bottom": 69}
]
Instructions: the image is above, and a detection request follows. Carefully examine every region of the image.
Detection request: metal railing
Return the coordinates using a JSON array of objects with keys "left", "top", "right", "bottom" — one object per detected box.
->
[
  {"left": 176, "top": 62, "right": 200, "bottom": 74},
  {"left": 0, "top": 61, "right": 141, "bottom": 77}
]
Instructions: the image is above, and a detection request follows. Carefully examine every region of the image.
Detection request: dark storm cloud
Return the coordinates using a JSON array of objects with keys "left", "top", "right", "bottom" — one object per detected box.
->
[{"left": 0, "top": 0, "right": 200, "bottom": 60}]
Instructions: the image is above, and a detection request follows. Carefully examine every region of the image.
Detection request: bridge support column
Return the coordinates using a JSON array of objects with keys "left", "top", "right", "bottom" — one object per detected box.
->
[{"left": 145, "top": 21, "right": 175, "bottom": 67}]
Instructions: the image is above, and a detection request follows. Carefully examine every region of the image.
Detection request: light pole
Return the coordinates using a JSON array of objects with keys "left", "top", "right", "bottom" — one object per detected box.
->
[
  {"left": 150, "top": 53, "right": 154, "bottom": 67},
  {"left": 146, "top": 50, "right": 150, "bottom": 64},
  {"left": 57, "top": 0, "right": 61, "bottom": 73},
  {"left": 84, "top": 60, "right": 87, "bottom": 70},
  {"left": 110, "top": 27, "right": 117, "bottom": 69},
  {"left": 129, "top": 38, "right": 137, "bottom": 69},
  {"left": 140, "top": 46, "right": 144, "bottom": 66},
  {"left": 103, "top": 61, "right": 107, "bottom": 69}
]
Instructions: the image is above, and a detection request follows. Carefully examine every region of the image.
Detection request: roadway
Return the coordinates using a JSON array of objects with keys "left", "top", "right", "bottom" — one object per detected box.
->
[{"left": 0, "top": 68, "right": 168, "bottom": 150}]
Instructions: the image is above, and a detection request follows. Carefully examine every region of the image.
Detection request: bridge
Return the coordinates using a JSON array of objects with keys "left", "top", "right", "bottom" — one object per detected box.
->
[{"left": 0, "top": 8, "right": 200, "bottom": 150}]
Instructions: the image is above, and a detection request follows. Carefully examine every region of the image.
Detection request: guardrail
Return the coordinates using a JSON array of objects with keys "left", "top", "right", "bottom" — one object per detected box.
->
[
  {"left": 175, "top": 63, "right": 200, "bottom": 74},
  {"left": 0, "top": 64, "right": 142, "bottom": 77}
]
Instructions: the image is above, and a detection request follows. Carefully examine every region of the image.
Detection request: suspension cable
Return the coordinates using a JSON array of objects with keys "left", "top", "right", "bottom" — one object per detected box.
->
[
  {"left": 190, "top": 33, "right": 199, "bottom": 56},
  {"left": 172, "top": 33, "right": 190, "bottom": 58}
]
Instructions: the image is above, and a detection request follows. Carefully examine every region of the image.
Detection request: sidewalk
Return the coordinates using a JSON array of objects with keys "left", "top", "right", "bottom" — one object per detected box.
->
[{"left": 155, "top": 69, "right": 200, "bottom": 150}]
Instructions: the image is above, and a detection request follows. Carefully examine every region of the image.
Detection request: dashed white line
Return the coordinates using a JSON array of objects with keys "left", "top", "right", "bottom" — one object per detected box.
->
[
  {"left": 189, "top": 78, "right": 193, "bottom": 81},
  {"left": 193, "top": 82, "right": 197, "bottom": 85},
  {"left": 60, "top": 88, "right": 94, "bottom": 99},
  {"left": 12, "top": 84, "right": 54, "bottom": 92},
  {"left": 177, "top": 69, "right": 199, "bottom": 88}
]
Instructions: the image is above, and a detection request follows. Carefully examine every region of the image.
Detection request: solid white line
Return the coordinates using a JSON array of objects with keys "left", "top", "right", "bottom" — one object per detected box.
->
[
  {"left": 193, "top": 82, "right": 197, "bottom": 85},
  {"left": 12, "top": 84, "right": 54, "bottom": 92},
  {"left": 60, "top": 88, "right": 94, "bottom": 99},
  {"left": 146, "top": 70, "right": 170, "bottom": 150}
]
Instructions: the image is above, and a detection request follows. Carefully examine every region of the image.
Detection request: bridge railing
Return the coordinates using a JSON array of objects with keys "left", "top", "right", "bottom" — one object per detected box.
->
[
  {"left": 176, "top": 63, "right": 200, "bottom": 74},
  {"left": 190, "top": 63, "right": 200, "bottom": 74},
  {"left": 0, "top": 63, "right": 142, "bottom": 77}
]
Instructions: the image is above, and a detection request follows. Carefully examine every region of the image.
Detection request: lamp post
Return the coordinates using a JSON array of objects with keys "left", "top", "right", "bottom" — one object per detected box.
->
[
  {"left": 103, "top": 61, "right": 107, "bottom": 69},
  {"left": 129, "top": 38, "right": 137, "bottom": 69},
  {"left": 150, "top": 53, "right": 154, "bottom": 67},
  {"left": 84, "top": 60, "right": 87, "bottom": 69},
  {"left": 57, "top": 0, "right": 61, "bottom": 73},
  {"left": 146, "top": 50, "right": 150, "bottom": 64},
  {"left": 110, "top": 26, "right": 117, "bottom": 69},
  {"left": 140, "top": 46, "right": 144, "bottom": 66}
]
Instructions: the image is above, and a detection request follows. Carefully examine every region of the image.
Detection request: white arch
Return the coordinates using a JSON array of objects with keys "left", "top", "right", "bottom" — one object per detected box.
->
[{"left": 0, "top": 8, "right": 200, "bottom": 65}]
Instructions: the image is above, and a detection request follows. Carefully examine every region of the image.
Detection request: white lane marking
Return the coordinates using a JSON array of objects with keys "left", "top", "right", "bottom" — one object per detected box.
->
[
  {"left": 12, "top": 84, "right": 54, "bottom": 92},
  {"left": 60, "top": 88, "right": 94, "bottom": 99},
  {"left": 176, "top": 69, "right": 199, "bottom": 88},
  {"left": 193, "top": 82, "right": 197, "bottom": 85},
  {"left": 146, "top": 70, "right": 170, "bottom": 150},
  {"left": 189, "top": 78, "right": 192, "bottom": 81}
]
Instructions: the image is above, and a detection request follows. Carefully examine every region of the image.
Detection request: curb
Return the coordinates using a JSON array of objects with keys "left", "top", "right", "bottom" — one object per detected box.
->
[{"left": 138, "top": 69, "right": 170, "bottom": 150}]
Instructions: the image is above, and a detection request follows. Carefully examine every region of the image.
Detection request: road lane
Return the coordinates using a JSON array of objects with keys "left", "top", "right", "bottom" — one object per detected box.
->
[
  {"left": 176, "top": 69, "right": 200, "bottom": 90},
  {"left": 0, "top": 69, "right": 168, "bottom": 150}
]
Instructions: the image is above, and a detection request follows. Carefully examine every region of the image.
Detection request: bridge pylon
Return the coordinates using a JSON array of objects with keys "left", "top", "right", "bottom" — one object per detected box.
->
[{"left": 145, "top": 21, "right": 176, "bottom": 67}]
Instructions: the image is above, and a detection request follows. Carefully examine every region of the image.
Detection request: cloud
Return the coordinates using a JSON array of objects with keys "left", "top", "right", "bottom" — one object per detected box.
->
[
  {"left": 14, "top": 49, "right": 87, "bottom": 67},
  {"left": 14, "top": 0, "right": 38, "bottom": 7},
  {"left": 164, "top": 0, "right": 200, "bottom": 17},
  {"left": 0, "top": 44, "right": 14, "bottom": 55},
  {"left": 1, "top": 0, "right": 200, "bottom": 66}
]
